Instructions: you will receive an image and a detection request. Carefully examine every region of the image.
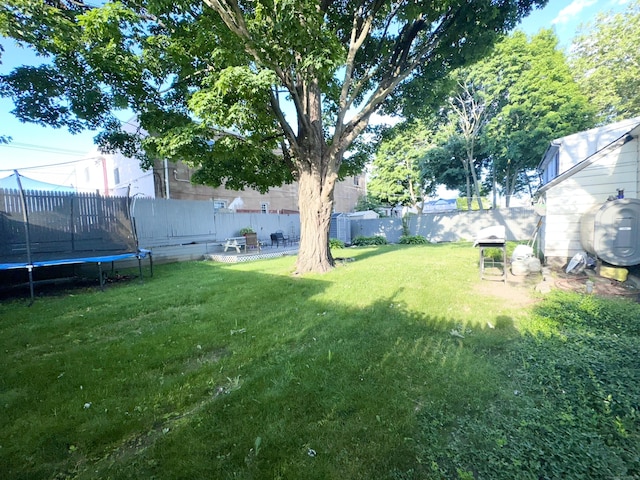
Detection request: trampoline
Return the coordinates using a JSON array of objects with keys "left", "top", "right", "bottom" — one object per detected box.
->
[{"left": 1, "top": 171, "right": 153, "bottom": 302}]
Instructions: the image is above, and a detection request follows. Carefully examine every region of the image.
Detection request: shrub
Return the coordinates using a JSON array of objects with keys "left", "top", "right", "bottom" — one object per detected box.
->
[
  {"left": 399, "top": 235, "right": 428, "bottom": 245},
  {"left": 239, "top": 226, "right": 255, "bottom": 235},
  {"left": 329, "top": 238, "right": 345, "bottom": 249},
  {"left": 352, "top": 235, "right": 388, "bottom": 246}
]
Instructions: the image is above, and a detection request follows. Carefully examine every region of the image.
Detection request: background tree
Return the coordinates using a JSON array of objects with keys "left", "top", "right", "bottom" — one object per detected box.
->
[
  {"left": 447, "top": 81, "right": 489, "bottom": 210},
  {"left": 419, "top": 132, "right": 468, "bottom": 195},
  {"left": 479, "top": 30, "right": 594, "bottom": 203},
  {"left": 367, "top": 120, "right": 436, "bottom": 214},
  {"left": 354, "top": 193, "right": 385, "bottom": 215},
  {"left": 0, "top": 0, "right": 546, "bottom": 273},
  {"left": 398, "top": 29, "right": 593, "bottom": 207},
  {"left": 419, "top": 30, "right": 593, "bottom": 205},
  {"left": 570, "top": 0, "right": 640, "bottom": 124}
]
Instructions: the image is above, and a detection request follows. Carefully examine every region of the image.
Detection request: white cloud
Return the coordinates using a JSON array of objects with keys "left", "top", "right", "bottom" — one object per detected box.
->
[{"left": 552, "top": 0, "right": 598, "bottom": 25}]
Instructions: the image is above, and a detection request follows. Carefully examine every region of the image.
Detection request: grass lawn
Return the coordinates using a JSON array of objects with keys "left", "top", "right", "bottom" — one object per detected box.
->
[{"left": 1, "top": 243, "right": 638, "bottom": 479}]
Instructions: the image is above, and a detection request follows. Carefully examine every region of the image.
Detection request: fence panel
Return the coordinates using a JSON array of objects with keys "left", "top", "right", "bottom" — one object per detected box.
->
[
  {"left": 350, "top": 207, "right": 539, "bottom": 244},
  {"left": 0, "top": 188, "right": 136, "bottom": 263},
  {"left": 131, "top": 198, "right": 300, "bottom": 248}
]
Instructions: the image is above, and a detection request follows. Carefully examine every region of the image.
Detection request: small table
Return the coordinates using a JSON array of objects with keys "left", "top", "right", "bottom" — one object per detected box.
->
[
  {"left": 224, "top": 237, "right": 246, "bottom": 253},
  {"left": 477, "top": 241, "right": 507, "bottom": 283}
]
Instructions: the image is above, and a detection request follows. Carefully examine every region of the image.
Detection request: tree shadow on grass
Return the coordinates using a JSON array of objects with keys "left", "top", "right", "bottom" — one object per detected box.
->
[{"left": 0, "top": 262, "right": 523, "bottom": 480}]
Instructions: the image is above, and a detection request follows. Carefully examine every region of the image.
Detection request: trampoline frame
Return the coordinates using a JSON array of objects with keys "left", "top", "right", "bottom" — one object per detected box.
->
[{"left": 1, "top": 170, "right": 153, "bottom": 303}]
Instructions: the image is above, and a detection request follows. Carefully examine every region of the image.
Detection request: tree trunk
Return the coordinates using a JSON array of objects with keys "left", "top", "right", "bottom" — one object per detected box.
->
[
  {"left": 469, "top": 156, "right": 484, "bottom": 210},
  {"left": 505, "top": 170, "right": 518, "bottom": 208},
  {"left": 504, "top": 164, "right": 511, "bottom": 207},
  {"left": 294, "top": 163, "right": 336, "bottom": 275},
  {"left": 462, "top": 158, "right": 472, "bottom": 210}
]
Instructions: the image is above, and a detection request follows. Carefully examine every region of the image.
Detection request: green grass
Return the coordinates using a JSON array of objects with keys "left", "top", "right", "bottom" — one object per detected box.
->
[{"left": 1, "top": 243, "right": 638, "bottom": 479}]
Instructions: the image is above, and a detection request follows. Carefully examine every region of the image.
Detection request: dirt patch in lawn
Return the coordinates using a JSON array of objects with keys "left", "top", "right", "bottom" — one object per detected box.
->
[
  {"left": 474, "top": 272, "right": 541, "bottom": 308},
  {"left": 475, "top": 266, "right": 640, "bottom": 306}
]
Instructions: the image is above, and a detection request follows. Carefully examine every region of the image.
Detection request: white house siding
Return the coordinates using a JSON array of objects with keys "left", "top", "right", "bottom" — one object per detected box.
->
[
  {"left": 110, "top": 152, "right": 155, "bottom": 197},
  {"left": 541, "top": 135, "right": 640, "bottom": 264},
  {"left": 72, "top": 150, "right": 155, "bottom": 197},
  {"left": 539, "top": 117, "right": 640, "bottom": 180}
]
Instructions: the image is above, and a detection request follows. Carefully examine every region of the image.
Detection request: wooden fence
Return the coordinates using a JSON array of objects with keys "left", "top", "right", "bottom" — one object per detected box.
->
[{"left": 0, "top": 189, "right": 136, "bottom": 264}]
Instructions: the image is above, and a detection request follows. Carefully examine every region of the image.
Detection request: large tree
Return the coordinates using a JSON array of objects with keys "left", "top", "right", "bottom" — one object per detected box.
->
[
  {"left": 570, "top": 0, "right": 640, "bottom": 124},
  {"left": 0, "top": 0, "right": 546, "bottom": 273},
  {"left": 479, "top": 30, "right": 594, "bottom": 202}
]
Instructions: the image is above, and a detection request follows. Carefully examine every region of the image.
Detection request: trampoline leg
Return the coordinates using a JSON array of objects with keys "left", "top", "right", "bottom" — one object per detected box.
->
[
  {"left": 27, "top": 265, "right": 35, "bottom": 306},
  {"left": 98, "top": 262, "right": 104, "bottom": 290},
  {"left": 138, "top": 256, "right": 143, "bottom": 283}
]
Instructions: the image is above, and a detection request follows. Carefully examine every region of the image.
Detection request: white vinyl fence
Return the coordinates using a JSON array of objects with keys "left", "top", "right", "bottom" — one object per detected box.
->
[
  {"left": 350, "top": 207, "right": 539, "bottom": 244},
  {"left": 131, "top": 198, "right": 300, "bottom": 248}
]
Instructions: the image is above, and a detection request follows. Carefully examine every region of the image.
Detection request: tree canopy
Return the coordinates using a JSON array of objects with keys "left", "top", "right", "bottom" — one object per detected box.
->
[
  {"left": 570, "top": 0, "right": 640, "bottom": 124},
  {"left": 1, "top": 0, "right": 546, "bottom": 272},
  {"left": 369, "top": 29, "right": 593, "bottom": 207},
  {"left": 367, "top": 120, "right": 435, "bottom": 214},
  {"left": 476, "top": 29, "right": 595, "bottom": 202}
]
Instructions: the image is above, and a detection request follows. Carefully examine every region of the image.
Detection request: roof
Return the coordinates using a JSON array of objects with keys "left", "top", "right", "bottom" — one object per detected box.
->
[
  {"left": 0, "top": 173, "right": 76, "bottom": 193},
  {"left": 538, "top": 117, "right": 640, "bottom": 172},
  {"left": 347, "top": 210, "right": 379, "bottom": 219},
  {"left": 536, "top": 124, "right": 639, "bottom": 195}
]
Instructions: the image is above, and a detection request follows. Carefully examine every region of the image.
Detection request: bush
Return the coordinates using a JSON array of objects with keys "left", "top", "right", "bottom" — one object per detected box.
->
[
  {"left": 399, "top": 235, "right": 428, "bottom": 245},
  {"left": 329, "top": 238, "right": 345, "bottom": 249},
  {"left": 352, "top": 235, "right": 388, "bottom": 246}
]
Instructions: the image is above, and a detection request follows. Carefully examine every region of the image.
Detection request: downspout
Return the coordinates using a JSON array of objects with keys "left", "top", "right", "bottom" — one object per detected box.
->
[
  {"left": 100, "top": 157, "right": 109, "bottom": 195},
  {"left": 164, "top": 159, "right": 170, "bottom": 199}
]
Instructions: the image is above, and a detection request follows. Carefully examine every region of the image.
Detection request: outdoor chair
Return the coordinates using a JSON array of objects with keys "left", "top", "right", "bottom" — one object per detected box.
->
[{"left": 270, "top": 231, "right": 288, "bottom": 247}]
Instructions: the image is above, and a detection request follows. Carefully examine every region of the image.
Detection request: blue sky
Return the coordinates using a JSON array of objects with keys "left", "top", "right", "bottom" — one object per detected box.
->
[{"left": 0, "top": 0, "right": 631, "bottom": 183}]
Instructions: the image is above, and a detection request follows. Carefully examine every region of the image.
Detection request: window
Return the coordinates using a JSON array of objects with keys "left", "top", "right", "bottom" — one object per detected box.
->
[
  {"left": 260, "top": 202, "right": 269, "bottom": 214},
  {"left": 543, "top": 151, "right": 559, "bottom": 184},
  {"left": 353, "top": 175, "right": 360, "bottom": 186},
  {"left": 113, "top": 167, "right": 120, "bottom": 185},
  {"left": 213, "top": 200, "right": 226, "bottom": 211}
]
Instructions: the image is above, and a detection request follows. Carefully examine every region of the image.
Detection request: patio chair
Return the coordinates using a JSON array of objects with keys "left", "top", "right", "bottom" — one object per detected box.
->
[{"left": 270, "top": 231, "right": 288, "bottom": 247}]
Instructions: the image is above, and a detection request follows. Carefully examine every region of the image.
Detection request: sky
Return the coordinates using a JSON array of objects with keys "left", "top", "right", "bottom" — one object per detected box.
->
[{"left": 0, "top": 0, "right": 632, "bottom": 184}]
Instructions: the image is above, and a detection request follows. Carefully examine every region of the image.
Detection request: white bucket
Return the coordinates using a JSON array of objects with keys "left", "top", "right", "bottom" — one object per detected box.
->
[
  {"left": 511, "top": 260, "right": 529, "bottom": 276},
  {"left": 512, "top": 244, "right": 533, "bottom": 262},
  {"left": 526, "top": 257, "right": 541, "bottom": 273}
]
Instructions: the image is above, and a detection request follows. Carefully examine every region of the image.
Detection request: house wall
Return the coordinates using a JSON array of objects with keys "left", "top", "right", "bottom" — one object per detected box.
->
[
  {"left": 154, "top": 159, "right": 365, "bottom": 213},
  {"left": 540, "top": 135, "right": 640, "bottom": 265},
  {"left": 73, "top": 151, "right": 155, "bottom": 197},
  {"left": 73, "top": 153, "right": 365, "bottom": 212}
]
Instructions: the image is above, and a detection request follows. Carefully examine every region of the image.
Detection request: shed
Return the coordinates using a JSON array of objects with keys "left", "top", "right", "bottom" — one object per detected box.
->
[
  {"left": 330, "top": 213, "right": 351, "bottom": 245},
  {"left": 347, "top": 210, "right": 379, "bottom": 220},
  {"left": 536, "top": 117, "right": 640, "bottom": 266}
]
